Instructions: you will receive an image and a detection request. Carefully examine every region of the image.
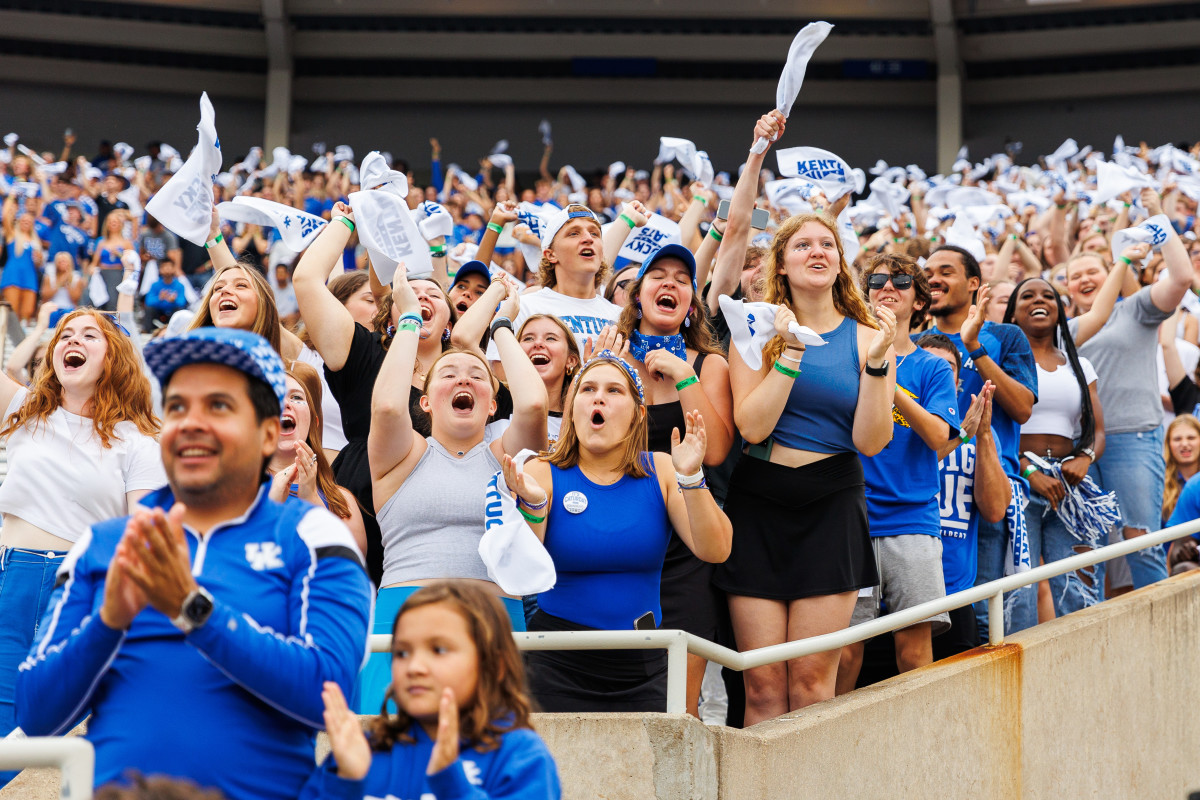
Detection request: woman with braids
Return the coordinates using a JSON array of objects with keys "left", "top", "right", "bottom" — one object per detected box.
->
[
  {"left": 1005, "top": 277, "right": 1107, "bottom": 616},
  {"left": 0, "top": 309, "right": 164, "bottom": 748},
  {"left": 711, "top": 110, "right": 897, "bottom": 725},
  {"left": 267, "top": 363, "right": 367, "bottom": 556},
  {"left": 612, "top": 242, "right": 733, "bottom": 718},
  {"left": 293, "top": 201, "right": 455, "bottom": 584}
]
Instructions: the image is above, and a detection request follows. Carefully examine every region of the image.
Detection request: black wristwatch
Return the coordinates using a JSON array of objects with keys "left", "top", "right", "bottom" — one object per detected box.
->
[
  {"left": 171, "top": 586, "right": 215, "bottom": 634},
  {"left": 490, "top": 317, "right": 514, "bottom": 338},
  {"left": 864, "top": 360, "right": 890, "bottom": 377}
]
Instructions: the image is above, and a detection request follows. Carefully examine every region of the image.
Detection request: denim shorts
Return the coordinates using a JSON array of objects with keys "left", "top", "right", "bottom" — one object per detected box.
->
[{"left": 0, "top": 547, "right": 67, "bottom": 736}]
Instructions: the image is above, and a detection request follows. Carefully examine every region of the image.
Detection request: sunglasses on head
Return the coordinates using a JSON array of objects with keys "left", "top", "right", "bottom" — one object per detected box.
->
[{"left": 867, "top": 272, "right": 914, "bottom": 291}]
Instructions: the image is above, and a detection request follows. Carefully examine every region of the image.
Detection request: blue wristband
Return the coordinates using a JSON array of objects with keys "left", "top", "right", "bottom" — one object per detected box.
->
[{"left": 968, "top": 345, "right": 988, "bottom": 362}]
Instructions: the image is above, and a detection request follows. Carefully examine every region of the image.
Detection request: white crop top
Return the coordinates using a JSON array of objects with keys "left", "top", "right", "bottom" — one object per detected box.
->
[
  {"left": 1022, "top": 354, "right": 1098, "bottom": 440},
  {"left": 0, "top": 389, "right": 167, "bottom": 542}
]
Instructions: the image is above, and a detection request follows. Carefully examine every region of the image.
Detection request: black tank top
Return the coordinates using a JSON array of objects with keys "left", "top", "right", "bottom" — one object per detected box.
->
[{"left": 645, "top": 352, "right": 708, "bottom": 453}]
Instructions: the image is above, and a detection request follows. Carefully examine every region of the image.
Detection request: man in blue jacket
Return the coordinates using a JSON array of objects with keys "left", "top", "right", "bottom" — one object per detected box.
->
[{"left": 17, "top": 327, "right": 372, "bottom": 800}]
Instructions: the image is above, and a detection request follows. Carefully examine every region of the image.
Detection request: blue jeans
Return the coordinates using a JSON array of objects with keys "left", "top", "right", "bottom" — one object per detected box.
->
[
  {"left": 1088, "top": 428, "right": 1168, "bottom": 594},
  {"left": 1025, "top": 492, "right": 1102, "bottom": 616},
  {"left": 973, "top": 516, "right": 1038, "bottom": 640},
  {"left": 0, "top": 547, "right": 66, "bottom": 787}
]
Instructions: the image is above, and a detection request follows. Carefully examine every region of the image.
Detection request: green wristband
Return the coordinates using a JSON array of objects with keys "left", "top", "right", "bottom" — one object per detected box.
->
[
  {"left": 519, "top": 507, "right": 546, "bottom": 524},
  {"left": 773, "top": 360, "right": 801, "bottom": 379},
  {"left": 429, "top": 246, "right": 446, "bottom": 257},
  {"left": 708, "top": 227, "right": 723, "bottom": 243},
  {"left": 959, "top": 427, "right": 973, "bottom": 444},
  {"left": 204, "top": 233, "right": 224, "bottom": 249},
  {"left": 1119, "top": 256, "right": 1133, "bottom": 267},
  {"left": 675, "top": 375, "right": 699, "bottom": 391},
  {"left": 1021, "top": 464, "right": 1037, "bottom": 479},
  {"left": 619, "top": 213, "right": 636, "bottom": 228},
  {"left": 693, "top": 194, "right": 707, "bottom": 205},
  {"left": 334, "top": 216, "right": 354, "bottom": 233},
  {"left": 397, "top": 320, "right": 420, "bottom": 334},
  {"left": 486, "top": 221, "right": 503, "bottom": 235}
]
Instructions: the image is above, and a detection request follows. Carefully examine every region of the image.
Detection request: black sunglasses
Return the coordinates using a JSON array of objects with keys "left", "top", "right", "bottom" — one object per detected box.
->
[{"left": 867, "top": 272, "right": 914, "bottom": 291}]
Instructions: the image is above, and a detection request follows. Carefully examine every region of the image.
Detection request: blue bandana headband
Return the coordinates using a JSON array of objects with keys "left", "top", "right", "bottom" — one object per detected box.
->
[
  {"left": 627, "top": 330, "right": 686, "bottom": 364},
  {"left": 574, "top": 349, "right": 645, "bottom": 403}
]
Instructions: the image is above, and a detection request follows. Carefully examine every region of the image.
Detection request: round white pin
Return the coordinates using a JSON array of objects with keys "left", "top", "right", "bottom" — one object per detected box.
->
[{"left": 562, "top": 490, "right": 588, "bottom": 514}]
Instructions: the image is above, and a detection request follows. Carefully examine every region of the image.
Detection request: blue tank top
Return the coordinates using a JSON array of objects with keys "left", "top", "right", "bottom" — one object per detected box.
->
[
  {"left": 1, "top": 240, "right": 39, "bottom": 292},
  {"left": 540, "top": 456, "right": 672, "bottom": 630},
  {"left": 98, "top": 244, "right": 124, "bottom": 268},
  {"left": 771, "top": 315, "right": 861, "bottom": 453}
]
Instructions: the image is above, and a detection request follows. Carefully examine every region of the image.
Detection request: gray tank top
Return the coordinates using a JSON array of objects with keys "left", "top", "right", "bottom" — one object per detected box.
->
[{"left": 378, "top": 438, "right": 501, "bottom": 586}]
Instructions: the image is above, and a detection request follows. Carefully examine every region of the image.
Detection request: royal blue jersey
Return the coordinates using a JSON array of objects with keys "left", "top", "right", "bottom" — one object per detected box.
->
[{"left": 17, "top": 484, "right": 372, "bottom": 800}]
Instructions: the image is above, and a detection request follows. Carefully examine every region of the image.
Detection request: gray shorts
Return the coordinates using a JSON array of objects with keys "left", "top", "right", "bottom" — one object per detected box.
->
[{"left": 851, "top": 534, "right": 951, "bottom": 635}]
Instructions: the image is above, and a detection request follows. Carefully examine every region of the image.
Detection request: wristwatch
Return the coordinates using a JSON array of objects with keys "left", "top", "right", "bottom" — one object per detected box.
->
[
  {"left": 864, "top": 360, "right": 890, "bottom": 377},
  {"left": 171, "top": 586, "right": 215, "bottom": 634}
]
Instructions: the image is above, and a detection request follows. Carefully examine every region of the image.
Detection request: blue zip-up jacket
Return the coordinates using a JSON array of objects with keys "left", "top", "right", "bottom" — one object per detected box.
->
[
  {"left": 299, "top": 721, "right": 561, "bottom": 800},
  {"left": 16, "top": 484, "right": 372, "bottom": 800}
]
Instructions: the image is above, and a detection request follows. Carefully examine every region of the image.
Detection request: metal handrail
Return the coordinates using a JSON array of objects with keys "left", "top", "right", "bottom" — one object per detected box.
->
[
  {"left": 0, "top": 737, "right": 94, "bottom": 799},
  {"left": 368, "top": 515, "right": 1200, "bottom": 713}
]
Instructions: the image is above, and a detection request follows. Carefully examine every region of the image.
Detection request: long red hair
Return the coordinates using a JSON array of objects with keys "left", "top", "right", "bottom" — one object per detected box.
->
[{"left": 0, "top": 309, "right": 158, "bottom": 447}]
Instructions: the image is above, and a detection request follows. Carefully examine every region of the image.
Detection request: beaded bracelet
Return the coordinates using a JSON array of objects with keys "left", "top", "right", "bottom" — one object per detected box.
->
[
  {"left": 486, "top": 222, "right": 504, "bottom": 235},
  {"left": 678, "top": 477, "right": 709, "bottom": 491},
  {"left": 773, "top": 361, "right": 800, "bottom": 379},
  {"left": 518, "top": 494, "right": 549, "bottom": 511},
  {"left": 675, "top": 375, "right": 699, "bottom": 391}
]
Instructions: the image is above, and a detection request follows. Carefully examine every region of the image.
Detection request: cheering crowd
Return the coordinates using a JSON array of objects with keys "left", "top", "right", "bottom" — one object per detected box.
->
[{"left": 1, "top": 100, "right": 1199, "bottom": 799}]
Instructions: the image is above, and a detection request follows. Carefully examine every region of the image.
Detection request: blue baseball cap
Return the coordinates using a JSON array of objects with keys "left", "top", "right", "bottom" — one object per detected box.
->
[
  {"left": 452, "top": 259, "right": 491, "bottom": 285},
  {"left": 144, "top": 327, "right": 288, "bottom": 414},
  {"left": 636, "top": 243, "right": 697, "bottom": 289}
]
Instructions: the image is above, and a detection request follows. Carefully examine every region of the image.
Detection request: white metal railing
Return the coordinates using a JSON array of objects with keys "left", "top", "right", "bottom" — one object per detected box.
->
[
  {"left": 371, "top": 516, "right": 1200, "bottom": 713},
  {"left": 0, "top": 737, "right": 94, "bottom": 799}
]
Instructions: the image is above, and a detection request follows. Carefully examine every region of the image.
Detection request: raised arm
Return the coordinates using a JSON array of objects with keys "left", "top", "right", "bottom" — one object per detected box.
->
[
  {"left": 293, "top": 201, "right": 358, "bottom": 370},
  {"left": 603, "top": 200, "right": 647, "bottom": 267},
  {"left": 692, "top": 217, "right": 724, "bottom": 291},
  {"left": 494, "top": 293, "right": 549, "bottom": 456},
  {"left": 1146, "top": 188, "right": 1194, "bottom": 313},
  {"left": 449, "top": 279, "right": 506, "bottom": 353},
  {"left": 475, "top": 201, "right": 517, "bottom": 267},
  {"left": 658, "top": 418, "right": 732, "bottom": 563},
  {"left": 677, "top": 185, "right": 709, "bottom": 253},
  {"left": 852, "top": 315, "right": 898, "bottom": 456},
  {"left": 5, "top": 301, "right": 54, "bottom": 386},
  {"left": 708, "top": 112, "right": 781, "bottom": 316},
  {"left": 971, "top": 387, "right": 1011, "bottom": 524},
  {"left": 959, "top": 285, "right": 1035, "bottom": 423},
  {"left": 368, "top": 273, "right": 424, "bottom": 488}
]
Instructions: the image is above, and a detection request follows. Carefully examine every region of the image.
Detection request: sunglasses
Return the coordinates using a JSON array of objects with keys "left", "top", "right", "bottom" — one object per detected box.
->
[
  {"left": 867, "top": 272, "right": 914, "bottom": 291},
  {"left": 614, "top": 279, "right": 633, "bottom": 292}
]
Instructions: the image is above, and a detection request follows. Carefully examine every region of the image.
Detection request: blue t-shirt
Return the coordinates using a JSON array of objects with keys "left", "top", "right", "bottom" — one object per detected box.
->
[
  {"left": 1167, "top": 473, "right": 1200, "bottom": 539},
  {"left": 863, "top": 347, "right": 959, "bottom": 537},
  {"left": 917, "top": 321, "right": 1036, "bottom": 477},
  {"left": 46, "top": 223, "right": 90, "bottom": 264},
  {"left": 938, "top": 437, "right": 985, "bottom": 593},
  {"left": 145, "top": 278, "right": 189, "bottom": 315}
]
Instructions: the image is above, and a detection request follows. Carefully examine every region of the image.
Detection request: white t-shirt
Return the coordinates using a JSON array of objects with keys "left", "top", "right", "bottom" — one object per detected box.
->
[
  {"left": 0, "top": 389, "right": 166, "bottom": 542},
  {"left": 486, "top": 287, "right": 621, "bottom": 360},
  {"left": 296, "top": 346, "right": 348, "bottom": 452},
  {"left": 1022, "top": 353, "right": 1098, "bottom": 440}
]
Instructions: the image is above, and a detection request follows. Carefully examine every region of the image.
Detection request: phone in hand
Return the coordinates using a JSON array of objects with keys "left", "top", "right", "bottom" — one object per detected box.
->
[
  {"left": 717, "top": 199, "right": 730, "bottom": 221},
  {"left": 716, "top": 199, "right": 770, "bottom": 230}
]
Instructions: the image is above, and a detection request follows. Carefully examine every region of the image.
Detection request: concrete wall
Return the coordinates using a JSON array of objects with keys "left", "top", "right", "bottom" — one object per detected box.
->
[{"left": 7, "top": 570, "right": 1200, "bottom": 799}]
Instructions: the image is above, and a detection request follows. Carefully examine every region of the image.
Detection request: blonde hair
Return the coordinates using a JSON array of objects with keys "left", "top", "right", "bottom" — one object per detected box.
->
[
  {"left": 188, "top": 262, "right": 283, "bottom": 354},
  {"left": 1164, "top": 415, "right": 1200, "bottom": 521},
  {"left": 546, "top": 358, "right": 649, "bottom": 478},
  {"left": 760, "top": 212, "right": 876, "bottom": 372}
]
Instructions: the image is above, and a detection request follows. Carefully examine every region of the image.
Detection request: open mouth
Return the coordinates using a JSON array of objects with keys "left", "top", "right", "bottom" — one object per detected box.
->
[
  {"left": 218, "top": 298, "right": 238, "bottom": 312},
  {"left": 1030, "top": 308, "right": 1049, "bottom": 318},
  {"left": 455, "top": 301, "right": 469, "bottom": 313},
  {"left": 655, "top": 294, "right": 678, "bottom": 312},
  {"left": 530, "top": 353, "right": 551, "bottom": 366},
  {"left": 579, "top": 247, "right": 596, "bottom": 258},
  {"left": 452, "top": 391, "right": 475, "bottom": 411},
  {"left": 590, "top": 409, "right": 605, "bottom": 427},
  {"left": 63, "top": 350, "right": 86, "bottom": 368},
  {"left": 419, "top": 303, "right": 433, "bottom": 321},
  {"left": 280, "top": 413, "right": 297, "bottom": 434},
  {"left": 178, "top": 445, "right": 216, "bottom": 458}
]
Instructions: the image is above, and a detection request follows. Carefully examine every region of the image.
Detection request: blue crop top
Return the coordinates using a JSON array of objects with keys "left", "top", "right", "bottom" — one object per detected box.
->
[
  {"left": 539, "top": 456, "right": 672, "bottom": 630},
  {"left": 771, "top": 315, "right": 861, "bottom": 453}
]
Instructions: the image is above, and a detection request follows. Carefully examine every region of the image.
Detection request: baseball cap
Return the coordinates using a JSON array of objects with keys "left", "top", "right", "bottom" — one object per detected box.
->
[
  {"left": 636, "top": 243, "right": 697, "bottom": 289},
  {"left": 539, "top": 203, "right": 601, "bottom": 250},
  {"left": 144, "top": 327, "right": 287, "bottom": 414},
  {"left": 453, "top": 259, "right": 491, "bottom": 285}
]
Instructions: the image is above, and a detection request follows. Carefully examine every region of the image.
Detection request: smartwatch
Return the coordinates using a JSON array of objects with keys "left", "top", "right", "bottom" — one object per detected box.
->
[{"left": 171, "top": 586, "right": 215, "bottom": 634}]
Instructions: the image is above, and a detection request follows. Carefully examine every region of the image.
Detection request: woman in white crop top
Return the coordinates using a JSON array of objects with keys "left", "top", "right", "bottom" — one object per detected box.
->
[
  {"left": 0, "top": 308, "right": 164, "bottom": 748},
  {"left": 1004, "top": 278, "right": 1106, "bottom": 617}
]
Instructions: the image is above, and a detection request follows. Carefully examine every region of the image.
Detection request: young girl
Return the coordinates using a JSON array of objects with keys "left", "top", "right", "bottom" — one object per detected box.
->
[
  {"left": 1163, "top": 414, "right": 1200, "bottom": 525},
  {"left": 301, "top": 582, "right": 561, "bottom": 800}
]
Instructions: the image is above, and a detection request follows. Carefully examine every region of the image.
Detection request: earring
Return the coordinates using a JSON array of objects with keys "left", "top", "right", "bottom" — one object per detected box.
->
[
  {"left": 636, "top": 299, "right": 642, "bottom": 320},
  {"left": 684, "top": 313, "right": 691, "bottom": 329},
  {"left": 442, "top": 328, "right": 451, "bottom": 342}
]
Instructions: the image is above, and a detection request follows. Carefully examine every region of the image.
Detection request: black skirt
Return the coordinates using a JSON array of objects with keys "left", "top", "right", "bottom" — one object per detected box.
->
[
  {"left": 525, "top": 610, "right": 667, "bottom": 713},
  {"left": 660, "top": 533, "right": 720, "bottom": 641},
  {"left": 713, "top": 451, "right": 877, "bottom": 600}
]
